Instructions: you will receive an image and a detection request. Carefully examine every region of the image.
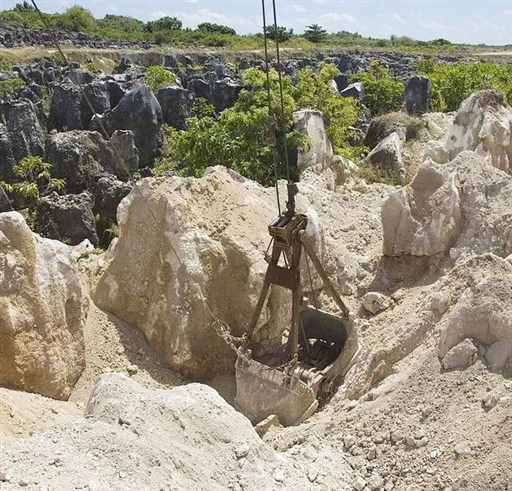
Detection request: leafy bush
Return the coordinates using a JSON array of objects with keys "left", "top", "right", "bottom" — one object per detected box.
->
[
  {"left": 56, "top": 5, "right": 97, "bottom": 32},
  {"left": 97, "top": 14, "right": 144, "bottom": 34},
  {"left": 156, "top": 64, "right": 361, "bottom": 185},
  {"left": 144, "top": 66, "right": 177, "bottom": 92},
  {"left": 156, "top": 68, "right": 301, "bottom": 185},
  {"left": 0, "top": 77, "right": 26, "bottom": 98},
  {"left": 145, "top": 16, "right": 182, "bottom": 33},
  {"left": 197, "top": 22, "right": 236, "bottom": 36},
  {"left": 1, "top": 156, "right": 65, "bottom": 207},
  {"left": 295, "top": 63, "right": 362, "bottom": 159},
  {"left": 417, "top": 60, "right": 512, "bottom": 112},
  {"left": 351, "top": 61, "right": 405, "bottom": 115}
]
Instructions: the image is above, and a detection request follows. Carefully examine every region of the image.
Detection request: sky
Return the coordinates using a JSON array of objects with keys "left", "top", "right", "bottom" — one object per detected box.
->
[{"left": 1, "top": 0, "right": 512, "bottom": 46}]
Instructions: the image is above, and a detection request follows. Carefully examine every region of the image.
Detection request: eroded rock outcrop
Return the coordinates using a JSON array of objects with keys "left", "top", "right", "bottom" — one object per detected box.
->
[
  {"left": 382, "top": 157, "right": 462, "bottom": 257},
  {"left": 35, "top": 192, "right": 99, "bottom": 246},
  {"left": 365, "top": 131, "right": 405, "bottom": 183},
  {"left": 94, "top": 167, "right": 290, "bottom": 379},
  {"left": 437, "top": 254, "right": 512, "bottom": 373},
  {"left": 0, "top": 99, "right": 45, "bottom": 176},
  {"left": 428, "top": 90, "right": 512, "bottom": 172},
  {"left": 46, "top": 130, "right": 139, "bottom": 192},
  {"left": 0, "top": 212, "right": 88, "bottom": 399},
  {"left": 92, "top": 84, "right": 162, "bottom": 167},
  {"left": 294, "top": 109, "right": 335, "bottom": 176},
  {"left": 382, "top": 151, "right": 512, "bottom": 259}
]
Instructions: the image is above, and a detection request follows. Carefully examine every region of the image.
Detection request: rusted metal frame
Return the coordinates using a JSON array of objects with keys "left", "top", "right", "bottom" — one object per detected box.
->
[
  {"left": 247, "top": 241, "right": 282, "bottom": 339},
  {"left": 300, "top": 236, "right": 350, "bottom": 319},
  {"left": 286, "top": 237, "right": 303, "bottom": 358}
]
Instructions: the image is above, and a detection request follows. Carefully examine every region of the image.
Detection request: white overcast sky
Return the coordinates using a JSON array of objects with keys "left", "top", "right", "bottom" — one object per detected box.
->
[{"left": 1, "top": 0, "right": 511, "bottom": 45}]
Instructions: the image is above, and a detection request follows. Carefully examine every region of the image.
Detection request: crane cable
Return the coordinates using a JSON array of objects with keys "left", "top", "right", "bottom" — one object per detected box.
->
[
  {"left": 261, "top": 0, "right": 292, "bottom": 216},
  {"left": 261, "top": 0, "right": 281, "bottom": 216},
  {"left": 270, "top": 0, "right": 291, "bottom": 184}
]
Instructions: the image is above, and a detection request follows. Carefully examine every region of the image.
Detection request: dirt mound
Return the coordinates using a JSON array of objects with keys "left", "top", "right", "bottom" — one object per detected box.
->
[{"left": 0, "top": 374, "right": 355, "bottom": 490}]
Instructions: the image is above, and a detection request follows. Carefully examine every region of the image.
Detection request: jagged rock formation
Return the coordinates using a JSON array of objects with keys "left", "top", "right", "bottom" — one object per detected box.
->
[
  {"left": 94, "top": 167, "right": 290, "bottom": 379},
  {"left": 92, "top": 84, "right": 162, "bottom": 167},
  {"left": 156, "top": 85, "right": 193, "bottom": 130},
  {"left": 294, "top": 109, "right": 335, "bottom": 175},
  {"left": 365, "top": 131, "right": 405, "bottom": 183},
  {"left": 46, "top": 130, "right": 138, "bottom": 193},
  {"left": 429, "top": 90, "right": 512, "bottom": 172},
  {"left": 382, "top": 151, "right": 512, "bottom": 259},
  {"left": 404, "top": 76, "right": 431, "bottom": 115},
  {"left": 0, "top": 212, "right": 88, "bottom": 399},
  {"left": 0, "top": 99, "right": 45, "bottom": 176},
  {"left": 35, "top": 192, "right": 99, "bottom": 246},
  {"left": 48, "top": 80, "right": 111, "bottom": 131},
  {"left": 381, "top": 157, "right": 462, "bottom": 257}
]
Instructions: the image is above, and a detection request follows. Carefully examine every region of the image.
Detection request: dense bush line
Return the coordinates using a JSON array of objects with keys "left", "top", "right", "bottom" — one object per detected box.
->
[
  {"left": 1, "top": 2, "right": 468, "bottom": 51},
  {"left": 417, "top": 60, "right": 512, "bottom": 112}
]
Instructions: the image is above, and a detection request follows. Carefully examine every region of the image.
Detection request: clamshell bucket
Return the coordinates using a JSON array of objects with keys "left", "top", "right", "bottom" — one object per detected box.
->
[{"left": 235, "top": 307, "right": 350, "bottom": 426}]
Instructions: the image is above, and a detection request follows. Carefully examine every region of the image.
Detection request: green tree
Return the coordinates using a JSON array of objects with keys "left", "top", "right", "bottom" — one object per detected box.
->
[
  {"left": 351, "top": 61, "right": 405, "bottom": 115},
  {"left": 145, "top": 16, "right": 182, "bottom": 32},
  {"left": 265, "top": 25, "right": 293, "bottom": 42},
  {"left": 197, "top": 22, "right": 236, "bottom": 36},
  {"left": 13, "top": 2, "right": 34, "bottom": 12},
  {"left": 57, "top": 5, "right": 97, "bottom": 32},
  {"left": 144, "top": 66, "right": 177, "bottom": 92},
  {"left": 304, "top": 24, "right": 327, "bottom": 43}
]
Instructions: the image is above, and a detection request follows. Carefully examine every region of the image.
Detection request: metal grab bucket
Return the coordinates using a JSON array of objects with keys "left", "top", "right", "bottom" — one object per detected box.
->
[{"left": 299, "top": 307, "right": 348, "bottom": 370}]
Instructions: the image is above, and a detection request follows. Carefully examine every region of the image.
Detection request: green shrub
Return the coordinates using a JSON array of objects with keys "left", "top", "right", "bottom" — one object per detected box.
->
[
  {"left": 145, "top": 16, "right": 182, "bottom": 33},
  {"left": 56, "top": 5, "right": 97, "bottom": 32},
  {"left": 351, "top": 61, "right": 405, "bottom": 116},
  {"left": 1, "top": 156, "right": 65, "bottom": 208},
  {"left": 417, "top": 60, "right": 512, "bottom": 112},
  {"left": 0, "top": 77, "right": 26, "bottom": 98},
  {"left": 295, "top": 63, "right": 362, "bottom": 160},
  {"left": 97, "top": 14, "right": 144, "bottom": 34},
  {"left": 265, "top": 25, "right": 293, "bottom": 42},
  {"left": 156, "top": 64, "right": 361, "bottom": 185},
  {"left": 144, "top": 66, "right": 177, "bottom": 92},
  {"left": 197, "top": 22, "right": 236, "bottom": 36}
]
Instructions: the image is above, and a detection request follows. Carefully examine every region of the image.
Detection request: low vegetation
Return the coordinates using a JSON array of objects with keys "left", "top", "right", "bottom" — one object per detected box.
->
[
  {"left": 417, "top": 60, "right": 512, "bottom": 112},
  {"left": 0, "top": 156, "right": 64, "bottom": 208},
  {"left": 351, "top": 61, "right": 405, "bottom": 116},
  {"left": 0, "top": 76, "right": 25, "bottom": 98},
  {"left": 144, "top": 66, "right": 177, "bottom": 92}
]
